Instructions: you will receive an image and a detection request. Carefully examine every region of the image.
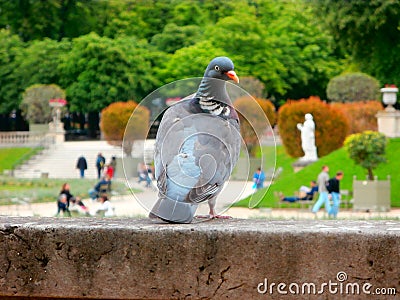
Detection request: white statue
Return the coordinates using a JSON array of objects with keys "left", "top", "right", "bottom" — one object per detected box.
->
[{"left": 297, "top": 113, "right": 318, "bottom": 161}]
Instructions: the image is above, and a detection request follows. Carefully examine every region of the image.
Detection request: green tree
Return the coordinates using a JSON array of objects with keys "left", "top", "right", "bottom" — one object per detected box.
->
[
  {"left": 265, "top": 1, "right": 343, "bottom": 100},
  {"left": 150, "top": 23, "right": 202, "bottom": 54},
  {"left": 207, "top": 12, "right": 287, "bottom": 96},
  {"left": 160, "top": 41, "right": 228, "bottom": 83},
  {"left": 14, "top": 38, "right": 71, "bottom": 90},
  {"left": 327, "top": 73, "right": 381, "bottom": 102},
  {"left": 344, "top": 131, "right": 387, "bottom": 180},
  {"left": 0, "top": 29, "right": 25, "bottom": 113},
  {"left": 58, "top": 33, "right": 160, "bottom": 112},
  {"left": 205, "top": 1, "right": 342, "bottom": 100},
  {"left": 20, "top": 84, "right": 66, "bottom": 124},
  {"left": 313, "top": 0, "right": 400, "bottom": 86},
  {"left": 0, "top": 0, "right": 110, "bottom": 41}
]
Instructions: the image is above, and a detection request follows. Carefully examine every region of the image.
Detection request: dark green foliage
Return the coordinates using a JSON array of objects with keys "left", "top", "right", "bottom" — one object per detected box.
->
[
  {"left": 313, "top": 0, "right": 400, "bottom": 87},
  {"left": 0, "top": 0, "right": 344, "bottom": 116},
  {"left": 0, "top": 29, "right": 25, "bottom": 113},
  {"left": 58, "top": 33, "right": 161, "bottom": 112},
  {"left": 0, "top": 0, "right": 396, "bottom": 118}
]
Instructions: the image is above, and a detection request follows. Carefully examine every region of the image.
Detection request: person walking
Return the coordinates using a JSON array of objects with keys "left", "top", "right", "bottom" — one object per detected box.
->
[
  {"left": 328, "top": 171, "right": 344, "bottom": 218},
  {"left": 312, "top": 165, "right": 330, "bottom": 215},
  {"left": 76, "top": 156, "right": 87, "bottom": 178},
  {"left": 95, "top": 153, "right": 106, "bottom": 179}
]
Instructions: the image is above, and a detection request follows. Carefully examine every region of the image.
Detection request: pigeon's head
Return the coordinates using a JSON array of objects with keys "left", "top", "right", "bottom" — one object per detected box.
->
[{"left": 204, "top": 57, "right": 239, "bottom": 83}]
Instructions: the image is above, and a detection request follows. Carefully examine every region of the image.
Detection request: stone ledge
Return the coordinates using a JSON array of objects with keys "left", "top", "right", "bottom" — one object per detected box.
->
[{"left": 0, "top": 217, "right": 399, "bottom": 299}]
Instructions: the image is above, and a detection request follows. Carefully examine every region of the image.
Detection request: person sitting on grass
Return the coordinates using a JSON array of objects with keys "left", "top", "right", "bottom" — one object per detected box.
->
[
  {"left": 92, "top": 195, "right": 114, "bottom": 217},
  {"left": 88, "top": 175, "right": 111, "bottom": 201},
  {"left": 69, "top": 196, "right": 90, "bottom": 215},
  {"left": 56, "top": 193, "right": 71, "bottom": 217},
  {"left": 280, "top": 180, "right": 318, "bottom": 203}
]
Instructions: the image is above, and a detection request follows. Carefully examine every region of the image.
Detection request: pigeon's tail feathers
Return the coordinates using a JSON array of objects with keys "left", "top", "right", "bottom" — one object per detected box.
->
[{"left": 149, "top": 196, "right": 198, "bottom": 224}]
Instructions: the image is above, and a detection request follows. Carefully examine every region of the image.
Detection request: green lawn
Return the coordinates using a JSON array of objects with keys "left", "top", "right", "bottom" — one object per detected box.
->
[
  {"left": 236, "top": 138, "right": 400, "bottom": 208},
  {"left": 0, "top": 147, "right": 40, "bottom": 173},
  {"left": 0, "top": 177, "right": 129, "bottom": 205},
  {"left": 0, "top": 147, "right": 134, "bottom": 205}
]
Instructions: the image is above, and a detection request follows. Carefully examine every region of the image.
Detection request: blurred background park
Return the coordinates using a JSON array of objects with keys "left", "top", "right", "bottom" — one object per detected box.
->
[{"left": 0, "top": 0, "right": 399, "bottom": 218}]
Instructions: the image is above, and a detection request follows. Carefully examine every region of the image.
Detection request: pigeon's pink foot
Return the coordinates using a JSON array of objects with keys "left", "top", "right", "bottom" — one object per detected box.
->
[
  {"left": 195, "top": 214, "right": 213, "bottom": 219},
  {"left": 212, "top": 214, "right": 232, "bottom": 219},
  {"left": 195, "top": 214, "right": 232, "bottom": 219}
]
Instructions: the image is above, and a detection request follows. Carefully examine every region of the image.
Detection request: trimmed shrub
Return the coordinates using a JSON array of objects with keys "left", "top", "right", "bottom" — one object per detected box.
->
[
  {"left": 100, "top": 101, "right": 150, "bottom": 156},
  {"left": 327, "top": 72, "right": 380, "bottom": 102},
  {"left": 331, "top": 101, "right": 383, "bottom": 134},
  {"left": 344, "top": 131, "right": 387, "bottom": 180},
  {"left": 234, "top": 96, "right": 276, "bottom": 156},
  {"left": 20, "top": 84, "right": 66, "bottom": 124},
  {"left": 278, "top": 96, "right": 349, "bottom": 158},
  {"left": 238, "top": 76, "right": 266, "bottom": 98}
]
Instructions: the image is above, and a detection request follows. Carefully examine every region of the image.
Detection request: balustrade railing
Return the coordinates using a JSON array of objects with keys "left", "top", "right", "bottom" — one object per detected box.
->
[{"left": 0, "top": 131, "right": 54, "bottom": 147}]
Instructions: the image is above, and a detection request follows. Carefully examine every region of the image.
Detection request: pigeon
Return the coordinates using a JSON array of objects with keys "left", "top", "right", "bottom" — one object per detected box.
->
[{"left": 149, "top": 56, "right": 241, "bottom": 223}]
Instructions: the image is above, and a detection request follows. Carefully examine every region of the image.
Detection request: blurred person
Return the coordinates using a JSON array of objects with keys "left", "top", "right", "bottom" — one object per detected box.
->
[
  {"left": 92, "top": 195, "right": 114, "bottom": 217},
  {"left": 137, "top": 162, "right": 152, "bottom": 188},
  {"left": 56, "top": 194, "right": 71, "bottom": 217},
  {"left": 328, "top": 171, "right": 344, "bottom": 218},
  {"left": 96, "top": 153, "right": 106, "bottom": 179},
  {"left": 76, "top": 155, "right": 87, "bottom": 178},
  {"left": 59, "top": 183, "right": 75, "bottom": 208},
  {"left": 88, "top": 175, "right": 111, "bottom": 200},
  {"left": 312, "top": 165, "right": 330, "bottom": 215},
  {"left": 280, "top": 180, "right": 318, "bottom": 203},
  {"left": 70, "top": 196, "right": 90, "bottom": 215},
  {"left": 252, "top": 167, "right": 265, "bottom": 190}
]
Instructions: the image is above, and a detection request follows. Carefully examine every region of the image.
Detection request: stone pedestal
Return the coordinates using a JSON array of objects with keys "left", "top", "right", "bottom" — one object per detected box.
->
[
  {"left": 292, "top": 159, "right": 317, "bottom": 173},
  {"left": 48, "top": 121, "right": 65, "bottom": 144},
  {"left": 376, "top": 109, "right": 400, "bottom": 137}
]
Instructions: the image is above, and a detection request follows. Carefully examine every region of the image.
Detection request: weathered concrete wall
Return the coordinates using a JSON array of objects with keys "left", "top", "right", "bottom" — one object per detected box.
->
[{"left": 0, "top": 217, "right": 399, "bottom": 299}]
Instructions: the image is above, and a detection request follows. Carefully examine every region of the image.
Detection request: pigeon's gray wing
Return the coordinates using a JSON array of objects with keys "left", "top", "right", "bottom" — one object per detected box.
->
[
  {"left": 186, "top": 117, "right": 240, "bottom": 203},
  {"left": 150, "top": 99, "right": 240, "bottom": 223}
]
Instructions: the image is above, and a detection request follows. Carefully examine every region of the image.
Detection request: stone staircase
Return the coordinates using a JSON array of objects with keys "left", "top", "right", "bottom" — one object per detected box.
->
[{"left": 13, "top": 140, "right": 155, "bottom": 179}]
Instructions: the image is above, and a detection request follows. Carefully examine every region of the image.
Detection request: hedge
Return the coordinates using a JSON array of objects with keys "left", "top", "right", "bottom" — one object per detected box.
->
[
  {"left": 331, "top": 100, "right": 383, "bottom": 134},
  {"left": 278, "top": 96, "right": 349, "bottom": 158}
]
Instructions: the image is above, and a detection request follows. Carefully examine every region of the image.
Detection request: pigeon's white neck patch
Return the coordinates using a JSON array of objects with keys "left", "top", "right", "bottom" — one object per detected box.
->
[{"left": 199, "top": 97, "right": 230, "bottom": 117}]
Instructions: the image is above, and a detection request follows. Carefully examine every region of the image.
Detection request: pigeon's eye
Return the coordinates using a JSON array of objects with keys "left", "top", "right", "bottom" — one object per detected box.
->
[{"left": 214, "top": 65, "right": 220, "bottom": 71}]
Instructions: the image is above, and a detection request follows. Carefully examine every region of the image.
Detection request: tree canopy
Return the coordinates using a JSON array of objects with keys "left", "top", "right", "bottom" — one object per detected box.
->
[
  {"left": 313, "top": 0, "right": 400, "bottom": 86},
  {"left": 0, "top": 0, "right": 396, "bottom": 118}
]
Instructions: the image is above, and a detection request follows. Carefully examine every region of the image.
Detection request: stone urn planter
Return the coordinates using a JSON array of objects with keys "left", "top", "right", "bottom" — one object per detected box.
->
[
  {"left": 345, "top": 131, "right": 390, "bottom": 212},
  {"left": 352, "top": 176, "right": 391, "bottom": 212},
  {"left": 380, "top": 86, "right": 398, "bottom": 111}
]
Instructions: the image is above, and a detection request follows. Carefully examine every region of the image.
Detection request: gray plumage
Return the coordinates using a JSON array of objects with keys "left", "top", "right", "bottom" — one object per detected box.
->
[{"left": 149, "top": 57, "right": 241, "bottom": 223}]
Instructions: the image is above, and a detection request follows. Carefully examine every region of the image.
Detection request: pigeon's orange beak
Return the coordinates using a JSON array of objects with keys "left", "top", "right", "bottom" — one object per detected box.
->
[{"left": 226, "top": 70, "right": 239, "bottom": 83}]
